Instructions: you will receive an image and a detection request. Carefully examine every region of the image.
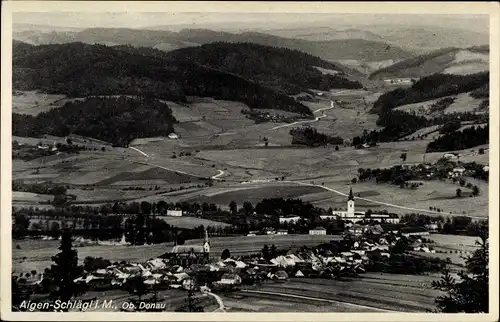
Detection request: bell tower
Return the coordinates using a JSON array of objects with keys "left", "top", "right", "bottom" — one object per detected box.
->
[
  {"left": 203, "top": 228, "right": 210, "bottom": 253},
  {"left": 347, "top": 187, "right": 355, "bottom": 215}
]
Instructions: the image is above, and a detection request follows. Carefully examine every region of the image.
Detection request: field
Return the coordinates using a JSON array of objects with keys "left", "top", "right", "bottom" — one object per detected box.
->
[
  {"left": 12, "top": 91, "right": 68, "bottom": 116},
  {"left": 394, "top": 92, "right": 486, "bottom": 117},
  {"left": 229, "top": 273, "right": 445, "bottom": 312},
  {"left": 12, "top": 234, "right": 340, "bottom": 275}
]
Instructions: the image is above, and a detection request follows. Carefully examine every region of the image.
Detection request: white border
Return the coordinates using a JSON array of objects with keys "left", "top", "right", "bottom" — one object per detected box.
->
[{"left": 1, "top": 2, "right": 499, "bottom": 321}]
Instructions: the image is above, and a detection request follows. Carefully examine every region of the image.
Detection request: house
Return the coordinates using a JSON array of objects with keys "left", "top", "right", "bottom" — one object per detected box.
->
[
  {"left": 166, "top": 210, "right": 183, "bottom": 217},
  {"left": 217, "top": 273, "right": 242, "bottom": 285},
  {"left": 401, "top": 226, "right": 430, "bottom": 238},
  {"left": 168, "top": 133, "right": 179, "bottom": 139},
  {"left": 309, "top": 227, "right": 326, "bottom": 235},
  {"left": 425, "top": 223, "right": 439, "bottom": 232},
  {"left": 276, "top": 229, "right": 288, "bottom": 235},
  {"left": 279, "top": 215, "right": 301, "bottom": 224},
  {"left": 264, "top": 227, "right": 276, "bottom": 235},
  {"left": 348, "top": 224, "right": 365, "bottom": 236}
]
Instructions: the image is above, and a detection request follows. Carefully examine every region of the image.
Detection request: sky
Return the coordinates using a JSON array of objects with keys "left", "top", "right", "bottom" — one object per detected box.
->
[{"left": 12, "top": 12, "right": 489, "bottom": 34}]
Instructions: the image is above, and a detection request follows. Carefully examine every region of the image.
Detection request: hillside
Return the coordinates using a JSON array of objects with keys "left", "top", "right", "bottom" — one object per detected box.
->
[
  {"left": 13, "top": 27, "right": 414, "bottom": 64},
  {"left": 268, "top": 25, "right": 489, "bottom": 53},
  {"left": 13, "top": 41, "right": 363, "bottom": 116},
  {"left": 369, "top": 46, "right": 489, "bottom": 80},
  {"left": 371, "top": 72, "right": 489, "bottom": 114},
  {"left": 163, "top": 42, "right": 362, "bottom": 94},
  {"left": 12, "top": 96, "right": 177, "bottom": 147}
]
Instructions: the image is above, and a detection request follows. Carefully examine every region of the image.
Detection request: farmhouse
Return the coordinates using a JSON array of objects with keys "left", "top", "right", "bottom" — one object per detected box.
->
[
  {"left": 159, "top": 229, "right": 210, "bottom": 266},
  {"left": 401, "top": 226, "right": 430, "bottom": 238},
  {"left": 279, "top": 215, "right": 301, "bottom": 224},
  {"left": 309, "top": 227, "right": 327, "bottom": 235},
  {"left": 276, "top": 229, "right": 288, "bottom": 235},
  {"left": 166, "top": 210, "right": 183, "bottom": 217},
  {"left": 168, "top": 133, "right": 179, "bottom": 139}
]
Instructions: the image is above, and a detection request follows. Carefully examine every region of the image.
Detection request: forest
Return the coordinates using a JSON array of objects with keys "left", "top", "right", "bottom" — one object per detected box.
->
[
  {"left": 426, "top": 125, "right": 489, "bottom": 152},
  {"left": 371, "top": 72, "right": 489, "bottom": 114},
  {"left": 289, "top": 127, "right": 344, "bottom": 146},
  {"left": 12, "top": 96, "right": 176, "bottom": 147},
  {"left": 12, "top": 41, "right": 363, "bottom": 116}
]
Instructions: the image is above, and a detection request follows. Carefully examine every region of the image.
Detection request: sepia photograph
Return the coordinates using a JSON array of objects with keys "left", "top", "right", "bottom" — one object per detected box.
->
[{"left": 1, "top": 1, "right": 498, "bottom": 321}]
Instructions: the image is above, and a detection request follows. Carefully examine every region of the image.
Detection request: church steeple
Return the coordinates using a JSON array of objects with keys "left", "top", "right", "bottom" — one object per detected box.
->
[{"left": 348, "top": 186, "right": 354, "bottom": 201}]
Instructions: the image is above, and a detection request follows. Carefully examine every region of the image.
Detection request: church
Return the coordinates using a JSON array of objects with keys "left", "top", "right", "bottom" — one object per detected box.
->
[
  {"left": 320, "top": 187, "right": 366, "bottom": 221},
  {"left": 159, "top": 229, "right": 211, "bottom": 266},
  {"left": 319, "top": 187, "right": 399, "bottom": 224}
]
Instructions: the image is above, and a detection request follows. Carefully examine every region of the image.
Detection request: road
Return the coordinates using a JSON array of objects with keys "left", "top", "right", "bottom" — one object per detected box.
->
[
  {"left": 281, "top": 180, "right": 483, "bottom": 219},
  {"left": 129, "top": 140, "right": 481, "bottom": 219},
  {"left": 270, "top": 106, "right": 334, "bottom": 130},
  {"left": 129, "top": 146, "right": 224, "bottom": 180}
]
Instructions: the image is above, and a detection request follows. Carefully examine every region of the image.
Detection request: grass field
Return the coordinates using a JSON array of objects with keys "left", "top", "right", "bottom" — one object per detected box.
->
[{"left": 234, "top": 273, "right": 445, "bottom": 312}]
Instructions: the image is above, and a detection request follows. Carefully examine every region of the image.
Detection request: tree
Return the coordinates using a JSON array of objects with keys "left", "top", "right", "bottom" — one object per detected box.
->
[
  {"left": 52, "top": 195, "right": 68, "bottom": 208},
  {"left": 221, "top": 249, "right": 231, "bottom": 260},
  {"left": 432, "top": 228, "right": 488, "bottom": 312},
  {"left": 262, "top": 245, "right": 270, "bottom": 261},
  {"left": 270, "top": 244, "right": 277, "bottom": 257},
  {"left": 335, "top": 145, "right": 339, "bottom": 151},
  {"left": 125, "top": 275, "right": 150, "bottom": 310},
  {"left": 229, "top": 201, "right": 237, "bottom": 214},
  {"left": 49, "top": 231, "right": 84, "bottom": 307},
  {"left": 472, "top": 186, "right": 480, "bottom": 196},
  {"left": 242, "top": 201, "right": 254, "bottom": 215},
  {"left": 400, "top": 153, "right": 407, "bottom": 162},
  {"left": 459, "top": 179, "right": 466, "bottom": 187},
  {"left": 176, "top": 288, "right": 204, "bottom": 312},
  {"left": 456, "top": 188, "right": 462, "bottom": 198}
]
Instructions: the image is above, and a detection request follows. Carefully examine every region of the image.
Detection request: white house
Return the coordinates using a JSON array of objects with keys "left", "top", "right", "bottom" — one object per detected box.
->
[
  {"left": 279, "top": 215, "right": 301, "bottom": 224},
  {"left": 309, "top": 227, "right": 327, "bottom": 235},
  {"left": 167, "top": 210, "right": 183, "bottom": 217},
  {"left": 276, "top": 229, "right": 288, "bottom": 235},
  {"left": 168, "top": 133, "right": 179, "bottom": 140}
]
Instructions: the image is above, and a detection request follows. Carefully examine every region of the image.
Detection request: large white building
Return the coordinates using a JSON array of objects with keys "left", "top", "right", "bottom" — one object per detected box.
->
[
  {"left": 309, "top": 227, "right": 327, "bottom": 235},
  {"left": 279, "top": 215, "right": 301, "bottom": 224}
]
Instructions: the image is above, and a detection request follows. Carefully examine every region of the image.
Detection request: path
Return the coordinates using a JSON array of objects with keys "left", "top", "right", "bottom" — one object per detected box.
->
[
  {"left": 282, "top": 180, "right": 484, "bottom": 219},
  {"left": 240, "top": 290, "right": 392, "bottom": 312},
  {"left": 129, "top": 146, "right": 150, "bottom": 158},
  {"left": 204, "top": 291, "right": 227, "bottom": 312},
  {"left": 129, "top": 146, "right": 225, "bottom": 181},
  {"left": 270, "top": 106, "right": 333, "bottom": 130}
]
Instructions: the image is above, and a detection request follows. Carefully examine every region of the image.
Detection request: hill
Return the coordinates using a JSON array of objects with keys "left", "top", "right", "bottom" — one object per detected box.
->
[
  {"left": 13, "top": 27, "right": 414, "bottom": 64},
  {"left": 369, "top": 46, "right": 489, "bottom": 80},
  {"left": 371, "top": 72, "right": 489, "bottom": 114},
  {"left": 12, "top": 96, "right": 177, "bottom": 147},
  {"left": 163, "top": 42, "right": 362, "bottom": 94},
  {"left": 268, "top": 25, "right": 489, "bottom": 53},
  {"left": 13, "top": 41, "right": 362, "bottom": 116}
]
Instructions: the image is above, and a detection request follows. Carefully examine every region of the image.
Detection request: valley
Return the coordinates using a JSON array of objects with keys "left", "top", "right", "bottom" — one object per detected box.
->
[{"left": 8, "top": 14, "right": 491, "bottom": 315}]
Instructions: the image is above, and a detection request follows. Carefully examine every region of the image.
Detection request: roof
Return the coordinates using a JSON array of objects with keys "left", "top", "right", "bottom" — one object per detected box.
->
[
  {"left": 310, "top": 227, "right": 326, "bottom": 231},
  {"left": 401, "top": 226, "right": 428, "bottom": 233},
  {"left": 171, "top": 245, "right": 205, "bottom": 253}
]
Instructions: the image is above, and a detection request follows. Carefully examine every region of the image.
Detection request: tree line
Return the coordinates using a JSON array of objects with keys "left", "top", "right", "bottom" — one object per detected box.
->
[
  {"left": 426, "top": 125, "right": 489, "bottom": 152},
  {"left": 289, "top": 127, "right": 344, "bottom": 147}
]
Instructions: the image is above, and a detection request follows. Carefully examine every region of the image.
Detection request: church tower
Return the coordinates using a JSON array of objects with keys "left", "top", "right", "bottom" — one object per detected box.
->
[
  {"left": 347, "top": 187, "right": 355, "bottom": 215},
  {"left": 203, "top": 228, "right": 210, "bottom": 253}
]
